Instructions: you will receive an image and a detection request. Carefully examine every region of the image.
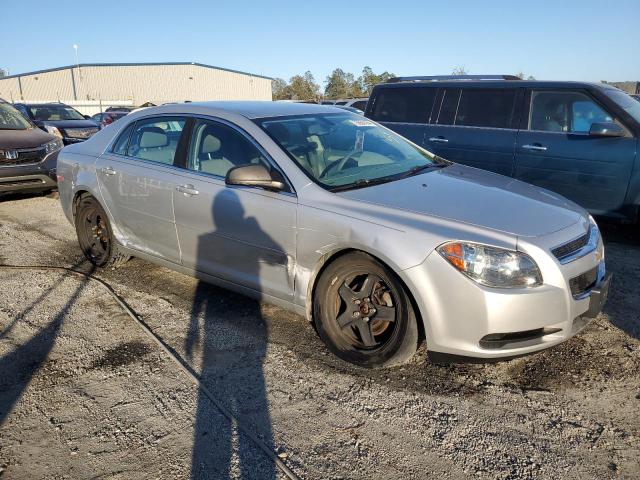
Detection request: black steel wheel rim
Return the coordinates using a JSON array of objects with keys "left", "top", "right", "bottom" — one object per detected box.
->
[
  {"left": 333, "top": 273, "right": 398, "bottom": 350},
  {"left": 79, "top": 206, "right": 110, "bottom": 264}
]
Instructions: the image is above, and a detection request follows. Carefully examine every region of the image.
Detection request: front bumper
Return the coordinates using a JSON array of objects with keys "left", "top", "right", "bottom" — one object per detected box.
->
[
  {"left": 0, "top": 151, "right": 58, "bottom": 193},
  {"left": 403, "top": 227, "right": 609, "bottom": 358}
]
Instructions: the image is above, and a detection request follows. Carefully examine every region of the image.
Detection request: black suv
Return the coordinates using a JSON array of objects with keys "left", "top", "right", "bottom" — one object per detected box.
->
[
  {"left": 0, "top": 99, "right": 62, "bottom": 194},
  {"left": 14, "top": 102, "right": 99, "bottom": 145},
  {"left": 365, "top": 75, "right": 640, "bottom": 222}
]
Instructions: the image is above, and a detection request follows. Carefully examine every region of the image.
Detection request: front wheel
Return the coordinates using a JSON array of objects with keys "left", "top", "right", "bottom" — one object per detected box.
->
[
  {"left": 313, "top": 252, "right": 420, "bottom": 367},
  {"left": 75, "top": 194, "right": 129, "bottom": 267}
]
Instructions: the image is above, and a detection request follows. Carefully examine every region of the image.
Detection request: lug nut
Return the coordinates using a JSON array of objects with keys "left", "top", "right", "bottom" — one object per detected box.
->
[
  {"left": 355, "top": 299, "right": 361, "bottom": 305},
  {"left": 353, "top": 312, "right": 360, "bottom": 317}
]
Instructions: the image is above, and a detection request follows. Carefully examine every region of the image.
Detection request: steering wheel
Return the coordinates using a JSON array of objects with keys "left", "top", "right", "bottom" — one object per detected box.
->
[{"left": 319, "top": 149, "right": 362, "bottom": 179}]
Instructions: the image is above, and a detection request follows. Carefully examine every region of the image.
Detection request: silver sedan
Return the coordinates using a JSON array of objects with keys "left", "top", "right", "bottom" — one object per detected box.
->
[{"left": 57, "top": 102, "right": 610, "bottom": 367}]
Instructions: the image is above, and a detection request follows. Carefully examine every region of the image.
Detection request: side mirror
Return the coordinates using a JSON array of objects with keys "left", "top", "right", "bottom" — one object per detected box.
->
[
  {"left": 84, "top": 115, "right": 91, "bottom": 120},
  {"left": 588, "top": 122, "right": 625, "bottom": 137},
  {"left": 225, "top": 164, "right": 285, "bottom": 191}
]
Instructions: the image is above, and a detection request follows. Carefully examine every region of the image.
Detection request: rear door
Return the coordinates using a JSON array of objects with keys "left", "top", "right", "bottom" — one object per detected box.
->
[
  {"left": 423, "top": 87, "right": 520, "bottom": 176},
  {"left": 95, "top": 116, "right": 187, "bottom": 262},
  {"left": 514, "top": 89, "right": 636, "bottom": 215},
  {"left": 366, "top": 85, "right": 437, "bottom": 146}
]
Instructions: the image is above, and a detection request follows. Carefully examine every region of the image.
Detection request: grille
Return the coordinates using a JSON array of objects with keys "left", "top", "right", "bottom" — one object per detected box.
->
[
  {"left": 0, "top": 147, "right": 46, "bottom": 167},
  {"left": 64, "top": 127, "right": 99, "bottom": 139},
  {"left": 569, "top": 266, "right": 598, "bottom": 297},
  {"left": 552, "top": 228, "right": 590, "bottom": 260}
]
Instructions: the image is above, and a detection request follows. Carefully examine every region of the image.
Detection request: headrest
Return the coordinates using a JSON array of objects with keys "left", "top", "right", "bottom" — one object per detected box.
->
[
  {"left": 202, "top": 133, "right": 221, "bottom": 154},
  {"left": 139, "top": 127, "right": 168, "bottom": 148}
]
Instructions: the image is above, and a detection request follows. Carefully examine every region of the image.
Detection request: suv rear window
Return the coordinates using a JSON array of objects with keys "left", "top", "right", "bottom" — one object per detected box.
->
[
  {"left": 437, "top": 89, "right": 516, "bottom": 128},
  {"left": 370, "top": 87, "right": 436, "bottom": 123}
]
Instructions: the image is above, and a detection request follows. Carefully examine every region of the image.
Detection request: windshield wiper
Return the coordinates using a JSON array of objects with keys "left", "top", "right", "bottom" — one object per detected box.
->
[
  {"left": 329, "top": 176, "right": 398, "bottom": 192},
  {"left": 398, "top": 162, "right": 449, "bottom": 179}
]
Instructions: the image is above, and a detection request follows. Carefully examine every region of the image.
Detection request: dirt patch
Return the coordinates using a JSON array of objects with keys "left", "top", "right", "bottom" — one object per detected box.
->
[{"left": 90, "top": 340, "right": 153, "bottom": 369}]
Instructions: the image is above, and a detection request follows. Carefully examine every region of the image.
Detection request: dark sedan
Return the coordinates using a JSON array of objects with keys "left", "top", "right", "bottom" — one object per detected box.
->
[{"left": 14, "top": 102, "right": 100, "bottom": 145}]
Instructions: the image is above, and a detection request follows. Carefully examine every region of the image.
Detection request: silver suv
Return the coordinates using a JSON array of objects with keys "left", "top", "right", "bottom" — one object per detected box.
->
[{"left": 57, "top": 102, "right": 610, "bottom": 367}]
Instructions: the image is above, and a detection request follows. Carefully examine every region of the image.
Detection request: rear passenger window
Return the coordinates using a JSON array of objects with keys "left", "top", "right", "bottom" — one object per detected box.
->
[
  {"left": 127, "top": 117, "right": 185, "bottom": 165},
  {"left": 112, "top": 123, "right": 134, "bottom": 155},
  {"left": 529, "top": 91, "right": 614, "bottom": 133},
  {"left": 370, "top": 87, "right": 436, "bottom": 123},
  {"left": 351, "top": 100, "right": 367, "bottom": 110},
  {"left": 436, "top": 89, "right": 461, "bottom": 125},
  {"left": 454, "top": 89, "right": 516, "bottom": 128},
  {"left": 187, "top": 119, "right": 270, "bottom": 178}
]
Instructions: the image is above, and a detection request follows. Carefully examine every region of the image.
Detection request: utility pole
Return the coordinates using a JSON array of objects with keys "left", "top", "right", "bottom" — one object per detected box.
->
[{"left": 73, "top": 44, "right": 82, "bottom": 80}]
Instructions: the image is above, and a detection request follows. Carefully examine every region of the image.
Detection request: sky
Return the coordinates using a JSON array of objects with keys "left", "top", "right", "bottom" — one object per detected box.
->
[{"left": 1, "top": 0, "right": 639, "bottom": 87}]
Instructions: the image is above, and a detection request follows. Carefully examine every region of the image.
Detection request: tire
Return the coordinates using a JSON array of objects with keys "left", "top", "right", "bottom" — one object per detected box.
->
[
  {"left": 75, "top": 194, "right": 129, "bottom": 268},
  {"left": 313, "top": 252, "right": 420, "bottom": 368}
]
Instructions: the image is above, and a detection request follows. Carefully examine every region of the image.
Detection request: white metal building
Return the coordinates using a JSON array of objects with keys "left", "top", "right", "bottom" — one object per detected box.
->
[{"left": 0, "top": 62, "right": 273, "bottom": 113}]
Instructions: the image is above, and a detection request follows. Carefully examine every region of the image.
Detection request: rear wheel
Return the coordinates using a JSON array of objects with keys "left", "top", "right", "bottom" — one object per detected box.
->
[
  {"left": 313, "top": 252, "right": 420, "bottom": 367},
  {"left": 75, "top": 195, "right": 129, "bottom": 267}
]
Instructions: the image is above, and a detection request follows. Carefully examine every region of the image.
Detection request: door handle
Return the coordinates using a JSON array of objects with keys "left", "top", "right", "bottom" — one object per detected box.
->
[
  {"left": 176, "top": 184, "right": 199, "bottom": 196},
  {"left": 101, "top": 167, "right": 117, "bottom": 176},
  {"left": 428, "top": 136, "right": 449, "bottom": 144},
  {"left": 522, "top": 144, "right": 548, "bottom": 152}
]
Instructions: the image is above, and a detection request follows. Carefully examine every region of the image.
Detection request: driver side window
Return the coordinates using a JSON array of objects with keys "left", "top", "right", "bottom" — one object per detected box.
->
[
  {"left": 529, "top": 91, "right": 614, "bottom": 133},
  {"left": 187, "top": 119, "right": 270, "bottom": 178}
]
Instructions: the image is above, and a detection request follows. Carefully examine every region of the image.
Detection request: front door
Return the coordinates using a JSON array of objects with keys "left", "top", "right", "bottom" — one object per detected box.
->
[
  {"left": 96, "top": 116, "right": 187, "bottom": 262},
  {"left": 172, "top": 118, "right": 297, "bottom": 301},
  {"left": 514, "top": 89, "right": 636, "bottom": 215}
]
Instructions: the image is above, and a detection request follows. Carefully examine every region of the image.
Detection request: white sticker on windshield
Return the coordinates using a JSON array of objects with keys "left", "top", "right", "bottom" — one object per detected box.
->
[
  {"left": 354, "top": 130, "right": 365, "bottom": 151},
  {"left": 347, "top": 119, "right": 375, "bottom": 127}
]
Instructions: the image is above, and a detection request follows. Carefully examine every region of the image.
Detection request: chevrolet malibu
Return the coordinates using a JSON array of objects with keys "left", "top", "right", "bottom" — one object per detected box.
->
[{"left": 57, "top": 102, "right": 610, "bottom": 367}]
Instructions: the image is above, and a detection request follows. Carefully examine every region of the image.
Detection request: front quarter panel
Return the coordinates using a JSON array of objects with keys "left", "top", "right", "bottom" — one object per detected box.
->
[{"left": 294, "top": 184, "right": 518, "bottom": 317}]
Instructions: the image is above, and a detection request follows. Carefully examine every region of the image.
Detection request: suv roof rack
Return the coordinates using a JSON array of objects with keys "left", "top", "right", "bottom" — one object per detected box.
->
[{"left": 386, "top": 75, "right": 522, "bottom": 83}]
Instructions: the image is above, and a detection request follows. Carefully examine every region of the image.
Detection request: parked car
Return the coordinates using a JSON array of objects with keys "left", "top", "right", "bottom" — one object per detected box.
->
[
  {"left": 0, "top": 99, "right": 63, "bottom": 194},
  {"left": 91, "top": 111, "right": 129, "bottom": 129},
  {"left": 57, "top": 102, "right": 609, "bottom": 367},
  {"left": 332, "top": 98, "right": 369, "bottom": 111},
  {"left": 365, "top": 75, "right": 640, "bottom": 223},
  {"left": 14, "top": 102, "right": 100, "bottom": 145},
  {"left": 332, "top": 105, "right": 365, "bottom": 115}
]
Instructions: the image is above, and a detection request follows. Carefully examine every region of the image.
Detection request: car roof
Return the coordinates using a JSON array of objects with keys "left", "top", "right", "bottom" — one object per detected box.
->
[
  {"left": 373, "top": 80, "right": 615, "bottom": 90},
  {"left": 180, "top": 101, "right": 345, "bottom": 119},
  {"left": 17, "top": 103, "right": 73, "bottom": 108}
]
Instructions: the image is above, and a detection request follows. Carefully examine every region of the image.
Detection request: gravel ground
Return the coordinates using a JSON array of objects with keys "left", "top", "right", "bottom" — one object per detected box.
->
[{"left": 0, "top": 193, "right": 638, "bottom": 479}]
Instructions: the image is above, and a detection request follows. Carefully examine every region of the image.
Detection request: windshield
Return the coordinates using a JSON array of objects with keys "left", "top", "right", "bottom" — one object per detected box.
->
[
  {"left": 258, "top": 113, "right": 445, "bottom": 190},
  {"left": 0, "top": 102, "right": 33, "bottom": 130},
  {"left": 604, "top": 89, "right": 640, "bottom": 124},
  {"left": 29, "top": 104, "right": 85, "bottom": 121}
]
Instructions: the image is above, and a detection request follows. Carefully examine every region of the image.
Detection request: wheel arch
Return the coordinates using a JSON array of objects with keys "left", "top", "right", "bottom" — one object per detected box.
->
[{"left": 306, "top": 248, "right": 426, "bottom": 341}]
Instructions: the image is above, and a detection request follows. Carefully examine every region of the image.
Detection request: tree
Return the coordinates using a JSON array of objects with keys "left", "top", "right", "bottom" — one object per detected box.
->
[
  {"left": 271, "top": 78, "right": 289, "bottom": 100},
  {"left": 357, "top": 66, "right": 395, "bottom": 96},
  {"left": 452, "top": 66, "right": 468, "bottom": 75},
  {"left": 324, "top": 68, "right": 357, "bottom": 99},
  {"left": 288, "top": 71, "right": 320, "bottom": 101},
  {"left": 516, "top": 71, "right": 536, "bottom": 80}
]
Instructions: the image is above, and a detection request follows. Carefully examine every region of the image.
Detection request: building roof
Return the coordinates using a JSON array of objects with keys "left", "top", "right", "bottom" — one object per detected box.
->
[{"left": 0, "top": 62, "right": 273, "bottom": 81}]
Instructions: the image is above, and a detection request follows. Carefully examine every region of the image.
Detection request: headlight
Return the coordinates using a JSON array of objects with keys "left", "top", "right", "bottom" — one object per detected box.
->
[
  {"left": 437, "top": 242, "right": 543, "bottom": 288},
  {"left": 44, "top": 138, "right": 64, "bottom": 154},
  {"left": 44, "top": 125, "right": 63, "bottom": 138}
]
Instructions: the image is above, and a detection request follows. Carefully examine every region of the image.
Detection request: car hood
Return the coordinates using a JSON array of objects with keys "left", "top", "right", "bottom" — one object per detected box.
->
[
  {"left": 0, "top": 127, "right": 55, "bottom": 149},
  {"left": 37, "top": 119, "right": 99, "bottom": 130},
  {"left": 337, "top": 164, "right": 587, "bottom": 237}
]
